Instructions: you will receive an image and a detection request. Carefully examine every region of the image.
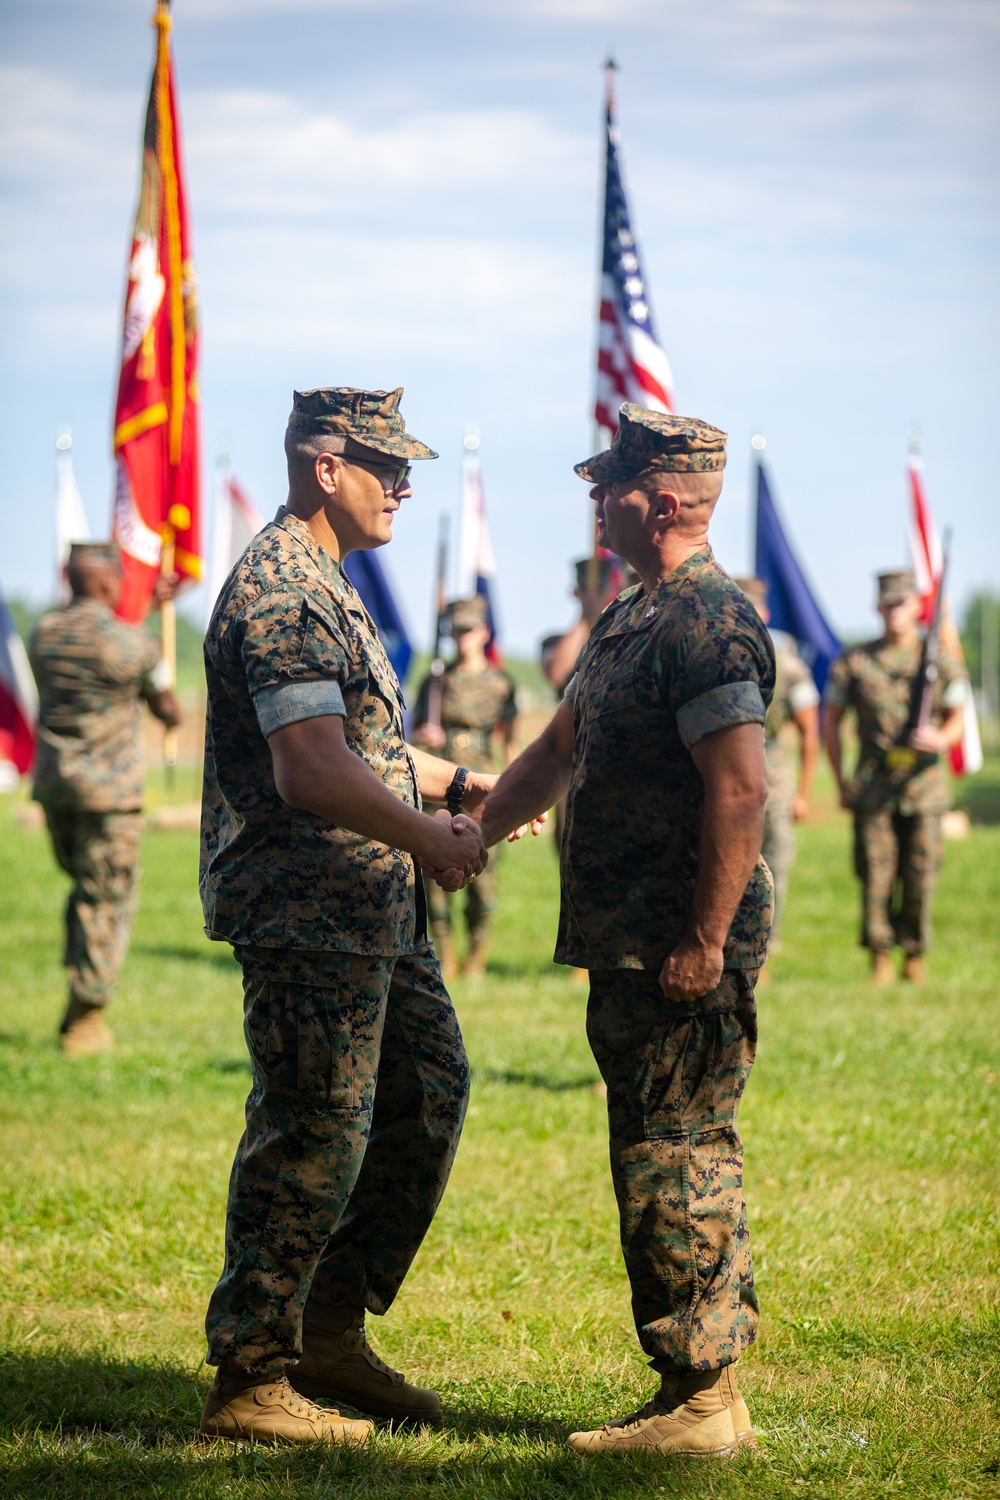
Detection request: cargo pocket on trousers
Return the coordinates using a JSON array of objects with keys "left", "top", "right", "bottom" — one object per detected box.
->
[
  {"left": 250, "top": 980, "right": 356, "bottom": 1112},
  {"left": 294, "top": 985, "right": 356, "bottom": 1111}
]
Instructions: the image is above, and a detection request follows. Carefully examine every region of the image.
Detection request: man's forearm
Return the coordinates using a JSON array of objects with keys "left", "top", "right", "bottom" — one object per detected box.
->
[
  {"left": 480, "top": 736, "right": 570, "bottom": 847},
  {"left": 823, "top": 714, "right": 845, "bottom": 790},
  {"left": 685, "top": 790, "right": 767, "bottom": 950},
  {"left": 407, "top": 743, "right": 462, "bottom": 802}
]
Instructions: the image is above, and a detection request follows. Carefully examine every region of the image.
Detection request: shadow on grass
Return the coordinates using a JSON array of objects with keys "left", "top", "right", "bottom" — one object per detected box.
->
[
  {"left": 472, "top": 1065, "right": 601, "bottom": 1093},
  {"left": 131, "top": 943, "right": 237, "bottom": 969},
  {"left": 0, "top": 1351, "right": 634, "bottom": 1500}
]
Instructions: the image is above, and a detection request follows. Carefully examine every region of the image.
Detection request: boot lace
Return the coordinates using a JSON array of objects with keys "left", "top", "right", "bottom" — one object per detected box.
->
[
  {"left": 356, "top": 1327, "right": 403, "bottom": 1384},
  {"left": 606, "top": 1398, "right": 668, "bottom": 1431}
]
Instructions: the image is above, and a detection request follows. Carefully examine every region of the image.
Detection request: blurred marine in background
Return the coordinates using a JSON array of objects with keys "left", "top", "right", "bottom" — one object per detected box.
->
[
  {"left": 412, "top": 593, "right": 517, "bottom": 977},
  {"left": 28, "top": 542, "right": 181, "bottom": 1056},
  {"left": 824, "top": 569, "right": 968, "bottom": 983},
  {"left": 734, "top": 577, "right": 820, "bottom": 942}
]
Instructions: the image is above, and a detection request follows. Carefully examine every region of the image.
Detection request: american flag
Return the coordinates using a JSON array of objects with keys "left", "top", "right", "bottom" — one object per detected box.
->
[
  {"left": 907, "top": 436, "right": 982, "bottom": 776},
  {"left": 594, "top": 63, "right": 674, "bottom": 439}
]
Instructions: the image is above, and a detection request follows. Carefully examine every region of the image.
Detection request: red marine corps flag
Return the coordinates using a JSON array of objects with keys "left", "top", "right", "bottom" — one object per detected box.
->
[
  {"left": 112, "top": 0, "right": 202, "bottom": 624},
  {"left": 907, "top": 434, "right": 983, "bottom": 776}
]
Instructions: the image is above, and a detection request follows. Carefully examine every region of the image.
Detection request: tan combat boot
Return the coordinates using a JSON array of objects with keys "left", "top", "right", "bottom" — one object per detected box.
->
[
  {"left": 901, "top": 954, "right": 926, "bottom": 983},
  {"left": 567, "top": 1367, "right": 746, "bottom": 1459},
  {"left": 432, "top": 922, "right": 459, "bottom": 981},
  {"left": 198, "top": 1372, "right": 373, "bottom": 1446},
  {"left": 461, "top": 928, "right": 489, "bottom": 979},
  {"left": 870, "top": 951, "right": 894, "bottom": 985},
  {"left": 290, "top": 1302, "right": 441, "bottom": 1425},
  {"left": 60, "top": 999, "right": 114, "bottom": 1057}
]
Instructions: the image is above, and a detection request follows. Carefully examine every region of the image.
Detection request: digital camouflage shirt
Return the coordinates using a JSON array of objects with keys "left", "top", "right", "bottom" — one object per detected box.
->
[
  {"left": 764, "top": 637, "right": 820, "bottom": 796},
  {"left": 29, "top": 598, "right": 168, "bottom": 812},
  {"left": 413, "top": 663, "right": 517, "bottom": 773},
  {"left": 200, "top": 508, "right": 422, "bottom": 958},
  {"left": 555, "top": 548, "right": 776, "bottom": 973},
  {"left": 824, "top": 635, "right": 967, "bottom": 815}
]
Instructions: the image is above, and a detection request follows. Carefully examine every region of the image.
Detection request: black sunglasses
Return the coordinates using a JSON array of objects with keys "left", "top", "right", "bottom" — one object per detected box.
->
[{"left": 352, "top": 456, "right": 412, "bottom": 494}]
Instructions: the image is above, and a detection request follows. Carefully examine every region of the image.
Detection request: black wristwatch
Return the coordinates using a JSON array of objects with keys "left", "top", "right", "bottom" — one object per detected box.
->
[{"left": 445, "top": 766, "right": 470, "bottom": 815}]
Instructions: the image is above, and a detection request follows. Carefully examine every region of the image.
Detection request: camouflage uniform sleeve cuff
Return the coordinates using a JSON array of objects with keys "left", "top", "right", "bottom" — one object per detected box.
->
[
  {"left": 563, "top": 673, "right": 578, "bottom": 706},
  {"left": 253, "top": 679, "right": 347, "bottom": 738},
  {"left": 942, "top": 677, "right": 968, "bottom": 709},
  {"left": 676, "top": 681, "right": 766, "bottom": 750},
  {"left": 144, "top": 657, "right": 173, "bottom": 695},
  {"left": 788, "top": 677, "right": 820, "bottom": 713}
]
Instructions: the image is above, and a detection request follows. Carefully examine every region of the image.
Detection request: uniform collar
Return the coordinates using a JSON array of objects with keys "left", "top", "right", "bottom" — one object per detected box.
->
[
  {"left": 648, "top": 545, "right": 715, "bottom": 596},
  {"left": 272, "top": 506, "right": 351, "bottom": 598},
  {"left": 68, "top": 596, "right": 114, "bottom": 619}
]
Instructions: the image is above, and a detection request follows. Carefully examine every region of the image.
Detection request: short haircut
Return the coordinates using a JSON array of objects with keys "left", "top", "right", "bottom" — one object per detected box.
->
[
  {"left": 283, "top": 428, "right": 347, "bottom": 468},
  {"left": 638, "top": 466, "right": 723, "bottom": 511},
  {"left": 66, "top": 555, "right": 121, "bottom": 597}
]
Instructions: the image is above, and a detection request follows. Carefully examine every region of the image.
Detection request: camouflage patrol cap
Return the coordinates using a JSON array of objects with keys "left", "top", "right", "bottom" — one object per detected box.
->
[
  {"left": 733, "top": 576, "right": 769, "bottom": 613},
  {"left": 287, "top": 387, "right": 438, "bottom": 462},
  {"left": 574, "top": 404, "right": 727, "bottom": 484},
  {"left": 877, "top": 570, "right": 917, "bottom": 605},
  {"left": 67, "top": 541, "right": 121, "bottom": 568},
  {"left": 573, "top": 556, "right": 615, "bottom": 592},
  {"left": 447, "top": 595, "right": 488, "bottom": 632}
]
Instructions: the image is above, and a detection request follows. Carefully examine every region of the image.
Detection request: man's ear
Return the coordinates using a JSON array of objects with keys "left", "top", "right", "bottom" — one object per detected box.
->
[
  {"left": 314, "top": 452, "right": 340, "bottom": 496},
  {"left": 652, "top": 488, "right": 682, "bottom": 525}
]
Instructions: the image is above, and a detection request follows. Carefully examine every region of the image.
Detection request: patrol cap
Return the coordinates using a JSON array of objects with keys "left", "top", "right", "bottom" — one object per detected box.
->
[
  {"left": 574, "top": 404, "right": 727, "bottom": 485},
  {"left": 573, "top": 555, "right": 615, "bottom": 592},
  {"left": 733, "top": 576, "right": 769, "bottom": 613},
  {"left": 68, "top": 541, "right": 121, "bottom": 569},
  {"left": 447, "top": 595, "right": 488, "bottom": 632},
  {"left": 286, "top": 387, "right": 438, "bottom": 462},
  {"left": 877, "top": 570, "right": 917, "bottom": 606}
]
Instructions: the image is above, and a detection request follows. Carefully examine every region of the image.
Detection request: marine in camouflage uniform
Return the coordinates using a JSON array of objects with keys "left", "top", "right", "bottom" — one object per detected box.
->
[
  {"left": 28, "top": 542, "right": 179, "bottom": 1056},
  {"left": 478, "top": 406, "right": 775, "bottom": 1458},
  {"left": 824, "top": 569, "right": 968, "bottom": 982},
  {"left": 734, "top": 578, "right": 820, "bottom": 937},
  {"left": 412, "top": 594, "right": 517, "bottom": 976},
  {"left": 199, "top": 387, "right": 488, "bottom": 1445}
]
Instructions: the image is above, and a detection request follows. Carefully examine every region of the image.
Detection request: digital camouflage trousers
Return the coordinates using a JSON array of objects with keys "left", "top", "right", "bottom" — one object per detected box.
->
[
  {"left": 42, "top": 802, "right": 142, "bottom": 1009},
  {"left": 586, "top": 968, "right": 759, "bottom": 1373},
  {"left": 205, "top": 943, "right": 470, "bottom": 1376},
  {"left": 853, "top": 807, "right": 943, "bottom": 955}
]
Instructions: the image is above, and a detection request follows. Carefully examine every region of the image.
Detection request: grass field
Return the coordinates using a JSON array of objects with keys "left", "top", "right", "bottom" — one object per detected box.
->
[{"left": 1, "top": 766, "right": 998, "bottom": 1499}]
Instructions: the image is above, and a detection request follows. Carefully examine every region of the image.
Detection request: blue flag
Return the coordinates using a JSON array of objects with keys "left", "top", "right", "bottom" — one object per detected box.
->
[
  {"left": 342, "top": 550, "right": 413, "bottom": 683},
  {"left": 754, "top": 460, "right": 840, "bottom": 695}
]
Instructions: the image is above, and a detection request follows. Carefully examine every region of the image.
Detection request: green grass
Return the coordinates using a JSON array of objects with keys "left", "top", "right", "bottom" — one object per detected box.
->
[{"left": 1, "top": 772, "right": 998, "bottom": 1498}]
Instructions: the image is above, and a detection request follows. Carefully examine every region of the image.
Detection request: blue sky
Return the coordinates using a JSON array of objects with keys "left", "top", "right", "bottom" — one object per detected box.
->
[{"left": 1, "top": 0, "right": 997, "bottom": 651}]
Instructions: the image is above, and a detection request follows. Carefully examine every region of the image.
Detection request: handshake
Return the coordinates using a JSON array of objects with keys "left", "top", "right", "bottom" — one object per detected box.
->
[
  {"left": 416, "top": 804, "right": 548, "bottom": 893},
  {"left": 417, "top": 809, "right": 489, "bottom": 893}
]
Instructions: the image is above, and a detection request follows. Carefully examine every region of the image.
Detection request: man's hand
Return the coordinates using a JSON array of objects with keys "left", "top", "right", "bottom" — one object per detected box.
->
[
  {"left": 506, "top": 811, "right": 549, "bottom": 842},
  {"left": 909, "top": 724, "right": 944, "bottom": 754},
  {"left": 658, "top": 938, "right": 725, "bottom": 1003},
  {"left": 792, "top": 791, "right": 810, "bottom": 821},
  {"left": 411, "top": 722, "right": 447, "bottom": 751},
  {"left": 417, "top": 811, "right": 488, "bottom": 889},
  {"left": 151, "top": 572, "right": 181, "bottom": 608},
  {"left": 837, "top": 783, "right": 854, "bottom": 811}
]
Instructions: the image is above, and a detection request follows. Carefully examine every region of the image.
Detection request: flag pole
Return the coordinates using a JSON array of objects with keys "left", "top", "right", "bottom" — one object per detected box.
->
[{"left": 588, "top": 56, "right": 618, "bottom": 594}]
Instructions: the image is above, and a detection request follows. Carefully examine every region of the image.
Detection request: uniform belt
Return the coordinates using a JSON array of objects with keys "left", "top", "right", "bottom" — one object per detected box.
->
[{"left": 448, "top": 728, "right": 490, "bottom": 752}]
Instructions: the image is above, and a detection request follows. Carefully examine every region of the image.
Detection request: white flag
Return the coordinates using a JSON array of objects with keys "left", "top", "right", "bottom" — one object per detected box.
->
[{"left": 55, "top": 433, "right": 91, "bottom": 601}]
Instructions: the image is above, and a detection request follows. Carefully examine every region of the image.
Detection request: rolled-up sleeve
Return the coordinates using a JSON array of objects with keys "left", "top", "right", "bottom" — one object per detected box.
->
[
  {"left": 238, "top": 587, "right": 352, "bottom": 739},
  {"left": 676, "top": 681, "right": 766, "bottom": 750},
  {"left": 253, "top": 678, "right": 346, "bottom": 738}
]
